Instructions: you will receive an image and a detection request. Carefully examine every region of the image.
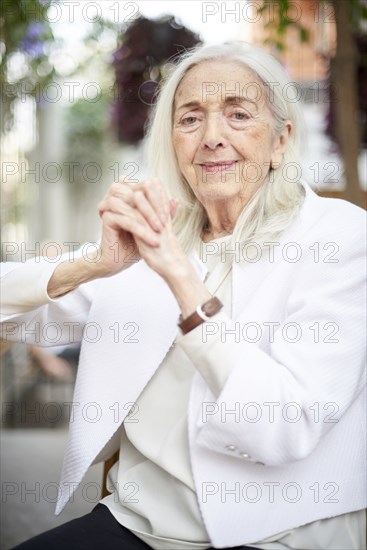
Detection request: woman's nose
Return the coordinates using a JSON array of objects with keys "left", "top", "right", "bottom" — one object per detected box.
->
[{"left": 200, "top": 115, "right": 227, "bottom": 150}]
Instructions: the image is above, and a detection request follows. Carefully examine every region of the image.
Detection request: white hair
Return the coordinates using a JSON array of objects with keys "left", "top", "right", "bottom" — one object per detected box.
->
[{"left": 145, "top": 41, "right": 306, "bottom": 256}]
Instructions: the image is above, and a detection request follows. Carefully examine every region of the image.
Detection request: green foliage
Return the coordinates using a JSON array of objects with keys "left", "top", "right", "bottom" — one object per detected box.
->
[
  {"left": 258, "top": 0, "right": 367, "bottom": 51},
  {"left": 0, "top": 0, "right": 61, "bottom": 135},
  {"left": 0, "top": 0, "right": 58, "bottom": 89},
  {"left": 66, "top": 93, "right": 110, "bottom": 147},
  {"left": 63, "top": 91, "right": 112, "bottom": 185},
  {"left": 348, "top": 0, "right": 367, "bottom": 26},
  {"left": 258, "top": 0, "right": 309, "bottom": 51},
  {"left": 62, "top": 20, "right": 120, "bottom": 183}
]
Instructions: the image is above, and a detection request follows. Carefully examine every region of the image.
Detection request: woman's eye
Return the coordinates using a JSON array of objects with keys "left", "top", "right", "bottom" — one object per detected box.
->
[
  {"left": 182, "top": 116, "right": 197, "bottom": 125},
  {"left": 232, "top": 112, "right": 249, "bottom": 121}
]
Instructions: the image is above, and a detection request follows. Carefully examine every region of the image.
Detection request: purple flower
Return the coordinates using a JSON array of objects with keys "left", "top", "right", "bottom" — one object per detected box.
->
[
  {"left": 30, "top": 42, "right": 44, "bottom": 58},
  {"left": 27, "top": 22, "right": 44, "bottom": 40},
  {"left": 19, "top": 38, "right": 44, "bottom": 58},
  {"left": 19, "top": 38, "right": 32, "bottom": 52},
  {"left": 19, "top": 22, "right": 45, "bottom": 58}
]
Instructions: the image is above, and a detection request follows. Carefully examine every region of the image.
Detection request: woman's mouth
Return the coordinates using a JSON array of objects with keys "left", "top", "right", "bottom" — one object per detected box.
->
[{"left": 200, "top": 161, "right": 238, "bottom": 173}]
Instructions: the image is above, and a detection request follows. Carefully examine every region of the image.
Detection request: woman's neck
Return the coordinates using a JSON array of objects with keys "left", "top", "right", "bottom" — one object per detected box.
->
[
  {"left": 201, "top": 226, "right": 233, "bottom": 242},
  {"left": 200, "top": 197, "right": 244, "bottom": 242}
]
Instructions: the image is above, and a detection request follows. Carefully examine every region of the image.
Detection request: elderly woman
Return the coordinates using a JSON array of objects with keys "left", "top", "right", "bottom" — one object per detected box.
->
[{"left": 1, "top": 42, "right": 366, "bottom": 550}]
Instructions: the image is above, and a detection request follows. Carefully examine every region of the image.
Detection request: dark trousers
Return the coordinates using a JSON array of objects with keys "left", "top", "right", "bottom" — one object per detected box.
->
[{"left": 12, "top": 503, "right": 256, "bottom": 549}]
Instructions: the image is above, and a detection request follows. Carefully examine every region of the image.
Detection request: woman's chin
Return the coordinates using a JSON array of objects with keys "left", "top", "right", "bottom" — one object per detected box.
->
[{"left": 197, "top": 185, "right": 243, "bottom": 203}]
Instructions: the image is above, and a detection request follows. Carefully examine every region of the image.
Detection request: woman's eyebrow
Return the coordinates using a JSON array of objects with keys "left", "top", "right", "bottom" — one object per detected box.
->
[
  {"left": 224, "top": 95, "right": 258, "bottom": 109},
  {"left": 174, "top": 100, "right": 201, "bottom": 112},
  {"left": 175, "top": 95, "right": 258, "bottom": 112}
]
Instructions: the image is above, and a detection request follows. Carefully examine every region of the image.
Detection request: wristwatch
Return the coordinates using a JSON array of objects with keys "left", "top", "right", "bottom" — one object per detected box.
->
[{"left": 178, "top": 296, "right": 223, "bottom": 334}]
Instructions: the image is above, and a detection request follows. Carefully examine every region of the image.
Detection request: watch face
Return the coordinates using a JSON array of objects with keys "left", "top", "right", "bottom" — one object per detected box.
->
[
  {"left": 203, "top": 297, "right": 221, "bottom": 316},
  {"left": 203, "top": 302, "right": 214, "bottom": 316}
]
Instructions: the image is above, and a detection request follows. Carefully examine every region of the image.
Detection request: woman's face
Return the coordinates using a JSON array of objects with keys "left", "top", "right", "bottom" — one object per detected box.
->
[{"left": 172, "top": 59, "right": 290, "bottom": 208}]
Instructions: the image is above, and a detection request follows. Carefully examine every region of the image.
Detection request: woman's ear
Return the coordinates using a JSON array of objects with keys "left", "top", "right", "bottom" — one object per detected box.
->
[{"left": 271, "top": 120, "right": 292, "bottom": 169}]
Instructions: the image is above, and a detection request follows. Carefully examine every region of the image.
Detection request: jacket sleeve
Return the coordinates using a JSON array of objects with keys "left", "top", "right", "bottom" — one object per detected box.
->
[
  {"left": 0, "top": 250, "right": 99, "bottom": 347},
  {"left": 177, "top": 204, "right": 366, "bottom": 466}
]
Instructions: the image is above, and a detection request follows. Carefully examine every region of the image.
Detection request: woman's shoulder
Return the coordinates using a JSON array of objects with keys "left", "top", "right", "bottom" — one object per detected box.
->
[{"left": 300, "top": 182, "right": 366, "bottom": 239}]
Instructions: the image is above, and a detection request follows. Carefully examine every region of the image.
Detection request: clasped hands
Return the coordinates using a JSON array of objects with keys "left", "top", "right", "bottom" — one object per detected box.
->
[{"left": 97, "top": 177, "right": 187, "bottom": 282}]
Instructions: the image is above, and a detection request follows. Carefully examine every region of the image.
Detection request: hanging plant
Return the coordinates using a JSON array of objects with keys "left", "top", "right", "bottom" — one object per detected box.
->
[{"left": 112, "top": 15, "right": 200, "bottom": 144}]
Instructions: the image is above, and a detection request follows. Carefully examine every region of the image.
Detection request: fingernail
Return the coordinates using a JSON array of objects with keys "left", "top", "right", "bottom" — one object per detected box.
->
[{"left": 153, "top": 219, "right": 163, "bottom": 231}]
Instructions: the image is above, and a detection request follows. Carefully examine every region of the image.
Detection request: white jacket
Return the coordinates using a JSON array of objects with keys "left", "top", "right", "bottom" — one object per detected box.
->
[{"left": 1, "top": 184, "right": 366, "bottom": 547}]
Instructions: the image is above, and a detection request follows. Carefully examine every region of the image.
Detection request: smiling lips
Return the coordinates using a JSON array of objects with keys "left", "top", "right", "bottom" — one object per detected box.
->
[{"left": 199, "top": 161, "right": 239, "bottom": 173}]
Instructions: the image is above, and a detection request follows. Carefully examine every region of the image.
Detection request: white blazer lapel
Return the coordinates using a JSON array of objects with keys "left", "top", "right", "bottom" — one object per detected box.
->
[
  {"left": 231, "top": 184, "right": 323, "bottom": 319},
  {"left": 56, "top": 261, "right": 177, "bottom": 513},
  {"left": 56, "top": 255, "right": 207, "bottom": 514}
]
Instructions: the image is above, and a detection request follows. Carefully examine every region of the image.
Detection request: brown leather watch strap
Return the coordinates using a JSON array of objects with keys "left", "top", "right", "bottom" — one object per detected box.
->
[{"left": 178, "top": 296, "right": 223, "bottom": 335}]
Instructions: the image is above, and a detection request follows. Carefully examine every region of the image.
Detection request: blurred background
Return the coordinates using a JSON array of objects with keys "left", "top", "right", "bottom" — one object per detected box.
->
[{"left": 1, "top": 1, "right": 366, "bottom": 548}]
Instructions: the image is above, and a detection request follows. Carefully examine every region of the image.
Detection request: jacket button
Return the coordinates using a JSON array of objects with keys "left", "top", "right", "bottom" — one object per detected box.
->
[
  {"left": 225, "top": 445, "right": 237, "bottom": 452},
  {"left": 239, "top": 451, "right": 251, "bottom": 459}
]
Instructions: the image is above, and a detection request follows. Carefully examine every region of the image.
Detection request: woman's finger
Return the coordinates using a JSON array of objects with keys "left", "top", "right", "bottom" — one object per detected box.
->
[
  {"left": 129, "top": 178, "right": 170, "bottom": 225},
  {"left": 102, "top": 210, "right": 160, "bottom": 247},
  {"left": 109, "top": 179, "right": 167, "bottom": 231},
  {"left": 109, "top": 181, "right": 135, "bottom": 203},
  {"left": 169, "top": 198, "right": 178, "bottom": 220},
  {"left": 99, "top": 194, "right": 163, "bottom": 233},
  {"left": 133, "top": 190, "right": 163, "bottom": 232},
  {"left": 104, "top": 177, "right": 171, "bottom": 228},
  {"left": 99, "top": 195, "right": 161, "bottom": 246}
]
